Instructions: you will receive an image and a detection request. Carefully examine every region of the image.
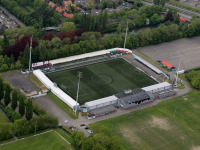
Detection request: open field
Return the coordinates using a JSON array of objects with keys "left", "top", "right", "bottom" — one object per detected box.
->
[
  {"left": 0, "top": 129, "right": 76, "bottom": 150},
  {"left": 91, "top": 90, "right": 200, "bottom": 150},
  {"left": 138, "top": 36, "right": 200, "bottom": 71},
  {"left": 47, "top": 59, "right": 157, "bottom": 104}
]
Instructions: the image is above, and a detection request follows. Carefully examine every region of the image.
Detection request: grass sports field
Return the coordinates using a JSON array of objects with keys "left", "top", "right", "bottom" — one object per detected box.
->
[
  {"left": 0, "top": 129, "right": 76, "bottom": 150},
  {"left": 90, "top": 90, "right": 200, "bottom": 150},
  {"left": 47, "top": 59, "right": 157, "bottom": 104}
]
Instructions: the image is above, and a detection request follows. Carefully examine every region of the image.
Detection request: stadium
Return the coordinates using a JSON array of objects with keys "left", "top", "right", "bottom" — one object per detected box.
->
[{"left": 33, "top": 48, "right": 176, "bottom": 117}]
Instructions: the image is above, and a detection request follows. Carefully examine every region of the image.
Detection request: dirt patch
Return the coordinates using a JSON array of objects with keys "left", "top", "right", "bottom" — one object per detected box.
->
[
  {"left": 191, "top": 146, "right": 200, "bottom": 150},
  {"left": 193, "top": 104, "right": 199, "bottom": 108},
  {"left": 149, "top": 116, "right": 170, "bottom": 130},
  {"left": 183, "top": 98, "right": 188, "bottom": 100},
  {"left": 119, "top": 126, "right": 140, "bottom": 144}
]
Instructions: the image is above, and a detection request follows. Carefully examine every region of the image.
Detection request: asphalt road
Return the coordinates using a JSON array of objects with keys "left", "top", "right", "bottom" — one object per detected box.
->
[
  {"left": 0, "top": 4, "right": 26, "bottom": 27},
  {"left": 137, "top": 36, "right": 200, "bottom": 71}
]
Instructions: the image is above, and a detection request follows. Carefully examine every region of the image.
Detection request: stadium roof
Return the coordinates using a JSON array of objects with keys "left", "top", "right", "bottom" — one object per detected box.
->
[
  {"left": 133, "top": 54, "right": 163, "bottom": 74},
  {"left": 142, "top": 82, "right": 171, "bottom": 92},
  {"left": 49, "top": 50, "right": 109, "bottom": 65},
  {"left": 85, "top": 95, "right": 118, "bottom": 107}
]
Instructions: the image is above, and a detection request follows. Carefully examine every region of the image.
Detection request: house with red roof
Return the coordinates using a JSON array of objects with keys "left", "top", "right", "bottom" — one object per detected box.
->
[
  {"left": 161, "top": 61, "right": 175, "bottom": 71},
  {"left": 56, "top": 6, "right": 64, "bottom": 15},
  {"left": 179, "top": 17, "right": 187, "bottom": 23},
  {"left": 63, "top": 1, "right": 73, "bottom": 7},
  {"left": 63, "top": 13, "right": 73, "bottom": 18},
  {"left": 49, "top": 1, "right": 57, "bottom": 9}
]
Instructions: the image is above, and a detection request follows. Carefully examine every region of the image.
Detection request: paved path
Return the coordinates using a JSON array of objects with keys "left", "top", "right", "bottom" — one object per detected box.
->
[{"left": 0, "top": 5, "right": 26, "bottom": 27}]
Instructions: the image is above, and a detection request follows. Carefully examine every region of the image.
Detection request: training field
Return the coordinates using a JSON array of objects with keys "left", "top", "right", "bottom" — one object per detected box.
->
[
  {"left": 0, "top": 130, "right": 76, "bottom": 150},
  {"left": 91, "top": 90, "right": 200, "bottom": 150},
  {"left": 47, "top": 59, "right": 157, "bottom": 104}
]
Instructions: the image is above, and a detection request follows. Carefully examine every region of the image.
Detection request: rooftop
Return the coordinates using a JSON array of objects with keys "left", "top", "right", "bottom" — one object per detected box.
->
[
  {"left": 180, "top": 17, "right": 187, "bottom": 22},
  {"left": 161, "top": 61, "right": 174, "bottom": 68},
  {"left": 49, "top": 50, "right": 109, "bottom": 65},
  {"left": 63, "top": 13, "right": 73, "bottom": 18},
  {"left": 49, "top": 1, "right": 56, "bottom": 8},
  {"left": 63, "top": 0, "right": 72, "bottom": 5},
  {"left": 115, "top": 88, "right": 144, "bottom": 98},
  {"left": 91, "top": 105, "right": 116, "bottom": 115},
  {"left": 56, "top": 7, "right": 64, "bottom": 13}
]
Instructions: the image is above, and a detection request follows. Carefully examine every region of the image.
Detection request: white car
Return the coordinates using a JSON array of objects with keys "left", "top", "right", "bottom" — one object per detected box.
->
[
  {"left": 88, "top": 130, "right": 93, "bottom": 134},
  {"left": 64, "top": 120, "right": 68, "bottom": 123}
]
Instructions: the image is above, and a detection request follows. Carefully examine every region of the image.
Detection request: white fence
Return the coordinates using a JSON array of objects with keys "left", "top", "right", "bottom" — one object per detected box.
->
[{"left": 33, "top": 70, "right": 78, "bottom": 109}]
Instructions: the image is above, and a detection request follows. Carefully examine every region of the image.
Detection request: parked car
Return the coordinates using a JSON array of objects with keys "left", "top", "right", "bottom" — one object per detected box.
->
[
  {"left": 85, "top": 126, "right": 89, "bottom": 130},
  {"left": 64, "top": 120, "right": 68, "bottom": 123},
  {"left": 88, "top": 130, "right": 93, "bottom": 134},
  {"left": 80, "top": 124, "right": 85, "bottom": 127}
]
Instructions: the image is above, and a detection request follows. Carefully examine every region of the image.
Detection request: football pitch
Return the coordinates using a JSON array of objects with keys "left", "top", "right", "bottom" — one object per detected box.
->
[
  {"left": 47, "top": 59, "right": 157, "bottom": 104},
  {"left": 90, "top": 90, "right": 200, "bottom": 150}
]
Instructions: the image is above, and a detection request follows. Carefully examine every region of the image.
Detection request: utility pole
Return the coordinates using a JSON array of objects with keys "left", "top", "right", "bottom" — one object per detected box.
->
[
  {"left": 124, "top": 20, "right": 129, "bottom": 48},
  {"left": 175, "top": 52, "right": 183, "bottom": 86},
  {"left": 75, "top": 72, "right": 82, "bottom": 116},
  {"left": 28, "top": 35, "right": 33, "bottom": 73},
  {"left": 35, "top": 121, "right": 37, "bottom": 134}
]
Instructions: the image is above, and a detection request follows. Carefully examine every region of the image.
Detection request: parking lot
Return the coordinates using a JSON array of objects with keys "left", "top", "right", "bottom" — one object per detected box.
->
[
  {"left": 137, "top": 36, "right": 200, "bottom": 71},
  {"left": 3, "top": 71, "right": 39, "bottom": 92}
]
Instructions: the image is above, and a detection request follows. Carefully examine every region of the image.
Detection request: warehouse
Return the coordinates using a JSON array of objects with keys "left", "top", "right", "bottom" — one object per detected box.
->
[{"left": 116, "top": 89, "right": 154, "bottom": 110}]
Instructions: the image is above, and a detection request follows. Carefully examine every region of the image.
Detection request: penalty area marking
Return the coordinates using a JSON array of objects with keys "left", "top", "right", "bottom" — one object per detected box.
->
[
  {"left": 189, "top": 128, "right": 194, "bottom": 132},
  {"left": 54, "top": 130, "right": 71, "bottom": 145}
]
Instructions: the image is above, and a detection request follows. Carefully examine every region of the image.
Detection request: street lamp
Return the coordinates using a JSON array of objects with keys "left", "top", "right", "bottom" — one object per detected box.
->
[
  {"left": 124, "top": 20, "right": 129, "bottom": 48},
  {"left": 75, "top": 71, "right": 82, "bottom": 116},
  {"left": 35, "top": 121, "right": 37, "bottom": 134}
]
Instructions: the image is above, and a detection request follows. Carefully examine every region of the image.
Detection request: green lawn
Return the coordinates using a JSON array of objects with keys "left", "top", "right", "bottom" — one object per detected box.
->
[
  {"left": 91, "top": 90, "right": 200, "bottom": 150},
  {"left": 0, "top": 129, "right": 76, "bottom": 150},
  {"left": 47, "top": 59, "right": 157, "bottom": 104},
  {"left": 0, "top": 109, "right": 9, "bottom": 123}
]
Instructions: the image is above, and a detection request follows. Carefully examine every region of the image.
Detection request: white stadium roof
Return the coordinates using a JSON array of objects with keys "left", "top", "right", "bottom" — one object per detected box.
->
[
  {"left": 85, "top": 95, "right": 118, "bottom": 107},
  {"left": 49, "top": 50, "right": 109, "bottom": 65},
  {"left": 142, "top": 82, "right": 171, "bottom": 92},
  {"left": 133, "top": 54, "right": 163, "bottom": 74}
]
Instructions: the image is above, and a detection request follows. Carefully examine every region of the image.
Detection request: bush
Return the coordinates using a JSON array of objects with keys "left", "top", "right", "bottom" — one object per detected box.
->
[{"left": 33, "top": 103, "right": 46, "bottom": 116}]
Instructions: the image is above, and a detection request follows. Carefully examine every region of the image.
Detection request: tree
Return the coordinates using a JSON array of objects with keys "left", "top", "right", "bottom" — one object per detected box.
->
[
  {"left": 186, "top": 25, "right": 195, "bottom": 37},
  {"left": 0, "top": 76, "right": 4, "bottom": 101},
  {"left": 102, "top": 10, "right": 108, "bottom": 31},
  {"left": 11, "top": 111, "right": 21, "bottom": 122},
  {"left": 150, "top": 13, "right": 160, "bottom": 25},
  {"left": 191, "top": 74, "right": 200, "bottom": 89},
  {"left": 161, "top": 0, "right": 165, "bottom": 7},
  {"left": 0, "top": 64, "right": 9, "bottom": 72},
  {"left": 19, "top": 96, "right": 25, "bottom": 116},
  {"left": 164, "top": 12, "right": 174, "bottom": 22},
  {"left": 153, "top": 0, "right": 160, "bottom": 5},
  {"left": 21, "top": 43, "right": 30, "bottom": 69},
  {"left": 25, "top": 98, "right": 33, "bottom": 121},
  {"left": 4, "top": 84, "right": 11, "bottom": 106},
  {"left": 75, "top": 28, "right": 87, "bottom": 37},
  {"left": 185, "top": 70, "right": 198, "bottom": 82},
  {"left": 11, "top": 89, "right": 18, "bottom": 110},
  {"left": 61, "top": 22, "right": 76, "bottom": 32},
  {"left": 102, "top": 0, "right": 109, "bottom": 8}
]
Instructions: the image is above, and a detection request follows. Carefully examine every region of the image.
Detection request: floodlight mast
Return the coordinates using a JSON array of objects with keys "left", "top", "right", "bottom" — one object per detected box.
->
[
  {"left": 124, "top": 20, "right": 129, "bottom": 48},
  {"left": 75, "top": 71, "right": 82, "bottom": 115},
  {"left": 28, "top": 36, "right": 33, "bottom": 73},
  {"left": 175, "top": 52, "right": 183, "bottom": 86}
]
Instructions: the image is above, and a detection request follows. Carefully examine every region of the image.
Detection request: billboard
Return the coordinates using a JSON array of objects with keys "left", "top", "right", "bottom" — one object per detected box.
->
[{"left": 32, "top": 61, "right": 49, "bottom": 67}]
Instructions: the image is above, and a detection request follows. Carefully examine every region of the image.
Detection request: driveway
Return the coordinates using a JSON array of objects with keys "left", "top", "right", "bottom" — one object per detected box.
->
[{"left": 0, "top": 5, "right": 26, "bottom": 27}]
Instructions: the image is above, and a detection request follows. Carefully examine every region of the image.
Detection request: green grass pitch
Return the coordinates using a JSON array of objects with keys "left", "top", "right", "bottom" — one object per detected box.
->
[
  {"left": 47, "top": 59, "right": 157, "bottom": 105},
  {"left": 0, "top": 130, "right": 76, "bottom": 150},
  {"left": 90, "top": 90, "right": 200, "bottom": 150}
]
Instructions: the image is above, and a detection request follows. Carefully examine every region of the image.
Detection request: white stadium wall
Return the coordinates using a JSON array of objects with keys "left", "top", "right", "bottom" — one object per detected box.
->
[{"left": 33, "top": 70, "right": 79, "bottom": 109}]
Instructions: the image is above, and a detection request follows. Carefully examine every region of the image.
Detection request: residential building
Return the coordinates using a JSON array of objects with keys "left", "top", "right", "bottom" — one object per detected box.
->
[
  {"left": 63, "top": 13, "right": 73, "bottom": 18},
  {"left": 48, "top": 1, "right": 57, "bottom": 9},
  {"left": 63, "top": 0, "right": 73, "bottom": 7},
  {"left": 104, "top": 8, "right": 116, "bottom": 14},
  {"left": 91, "top": 8, "right": 101, "bottom": 15},
  {"left": 179, "top": 17, "right": 187, "bottom": 23},
  {"left": 56, "top": 6, "right": 64, "bottom": 15}
]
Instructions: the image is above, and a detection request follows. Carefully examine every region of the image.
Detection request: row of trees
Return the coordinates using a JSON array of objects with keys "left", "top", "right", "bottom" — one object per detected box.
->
[
  {"left": 0, "top": 115, "right": 58, "bottom": 141},
  {"left": 72, "top": 125, "right": 123, "bottom": 150},
  {"left": 0, "top": 0, "right": 61, "bottom": 28},
  {"left": 0, "top": 77, "right": 34, "bottom": 121}
]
